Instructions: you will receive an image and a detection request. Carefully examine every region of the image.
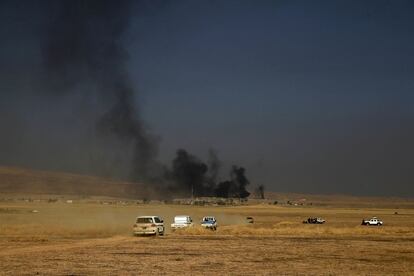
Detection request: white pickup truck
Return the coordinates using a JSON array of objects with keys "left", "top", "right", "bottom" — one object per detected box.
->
[
  {"left": 361, "top": 217, "right": 383, "bottom": 226},
  {"left": 201, "top": 216, "right": 217, "bottom": 230},
  {"left": 133, "top": 216, "right": 165, "bottom": 236},
  {"left": 171, "top": 215, "right": 193, "bottom": 231}
]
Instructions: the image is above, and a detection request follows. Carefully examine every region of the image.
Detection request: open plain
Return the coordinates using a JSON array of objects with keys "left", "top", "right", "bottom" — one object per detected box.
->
[
  {"left": 2, "top": 0, "right": 414, "bottom": 275},
  {"left": 1, "top": 196, "right": 413, "bottom": 275}
]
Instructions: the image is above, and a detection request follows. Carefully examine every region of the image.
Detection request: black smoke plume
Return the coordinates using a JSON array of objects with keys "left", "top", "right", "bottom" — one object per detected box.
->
[
  {"left": 42, "top": 0, "right": 158, "bottom": 181},
  {"left": 167, "top": 149, "right": 250, "bottom": 198},
  {"left": 214, "top": 181, "right": 233, "bottom": 198},
  {"left": 215, "top": 166, "right": 250, "bottom": 198},
  {"left": 168, "top": 149, "right": 208, "bottom": 197},
  {"left": 230, "top": 166, "right": 250, "bottom": 198},
  {"left": 206, "top": 149, "right": 221, "bottom": 193},
  {"left": 0, "top": 1, "right": 254, "bottom": 199}
]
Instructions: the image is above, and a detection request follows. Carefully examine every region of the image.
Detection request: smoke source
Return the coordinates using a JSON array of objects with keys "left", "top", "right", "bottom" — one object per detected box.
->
[
  {"left": 166, "top": 149, "right": 251, "bottom": 198},
  {"left": 168, "top": 149, "right": 208, "bottom": 197}
]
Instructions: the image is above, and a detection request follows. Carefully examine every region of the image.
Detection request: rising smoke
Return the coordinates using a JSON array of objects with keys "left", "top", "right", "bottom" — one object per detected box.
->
[
  {"left": 166, "top": 149, "right": 251, "bottom": 198},
  {"left": 0, "top": 0, "right": 253, "bottom": 198},
  {"left": 40, "top": 0, "right": 252, "bottom": 198},
  {"left": 168, "top": 149, "right": 208, "bottom": 197},
  {"left": 42, "top": 0, "right": 159, "bottom": 182},
  {"left": 214, "top": 166, "right": 250, "bottom": 198}
]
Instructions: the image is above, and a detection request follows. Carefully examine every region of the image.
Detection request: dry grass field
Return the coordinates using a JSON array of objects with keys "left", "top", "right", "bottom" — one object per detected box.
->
[
  {"left": 1, "top": 196, "right": 414, "bottom": 275},
  {"left": 0, "top": 167, "right": 413, "bottom": 275}
]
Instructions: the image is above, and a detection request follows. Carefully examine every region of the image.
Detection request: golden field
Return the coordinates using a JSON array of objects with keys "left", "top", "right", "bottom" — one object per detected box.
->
[
  {"left": 1, "top": 196, "right": 413, "bottom": 275},
  {"left": 0, "top": 166, "right": 413, "bottom": 275}
]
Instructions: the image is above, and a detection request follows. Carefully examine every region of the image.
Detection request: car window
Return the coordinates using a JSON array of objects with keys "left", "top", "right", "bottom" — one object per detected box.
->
[
  {"left": 137, "top": 217, "right": 153, "bottom": 223},
  {"left": 154, "top": 217, "right": 162, "bottom": 223}
]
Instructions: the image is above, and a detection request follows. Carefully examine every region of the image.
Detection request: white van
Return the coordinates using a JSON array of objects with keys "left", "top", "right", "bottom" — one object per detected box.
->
[{"left": 171, "top": 215, "right": 194, "bottom": 230}]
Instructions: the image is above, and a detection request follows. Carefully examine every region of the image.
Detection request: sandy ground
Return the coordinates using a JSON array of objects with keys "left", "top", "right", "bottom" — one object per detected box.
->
[{"left": 1, "top": 199, "right": 414, "bottom": 275}]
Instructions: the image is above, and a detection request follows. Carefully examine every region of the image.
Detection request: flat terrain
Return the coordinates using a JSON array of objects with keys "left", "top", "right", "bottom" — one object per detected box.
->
[{"left": 1, "top": 198, "right": 414, "bottom": 275}]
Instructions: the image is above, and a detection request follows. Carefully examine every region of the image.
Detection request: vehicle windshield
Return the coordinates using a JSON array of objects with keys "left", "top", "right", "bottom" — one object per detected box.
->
[
  {"left": 154, "top": 217, "right": 162, "bottom": 223},
  {"left": 137, "top": 217, "right": 153, "bottom": 223}
]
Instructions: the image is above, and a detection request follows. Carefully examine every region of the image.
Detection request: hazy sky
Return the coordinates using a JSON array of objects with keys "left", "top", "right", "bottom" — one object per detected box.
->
[{"left": 1, "top": 0, "right": 413, "bottom": 196}]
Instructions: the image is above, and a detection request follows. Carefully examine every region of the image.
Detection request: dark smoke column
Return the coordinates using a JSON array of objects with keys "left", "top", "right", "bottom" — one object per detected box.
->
[{"left": 43, "top": 0, "right": 158, "bottom": 182}]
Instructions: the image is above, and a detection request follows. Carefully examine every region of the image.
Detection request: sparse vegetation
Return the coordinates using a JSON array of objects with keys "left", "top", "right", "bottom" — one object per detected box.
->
[
  {"left": 0, "top": 196, "right": 413, "bottom": 275},
  {"left": 0, "top": 165, "right": 413, "bottom": 274}
]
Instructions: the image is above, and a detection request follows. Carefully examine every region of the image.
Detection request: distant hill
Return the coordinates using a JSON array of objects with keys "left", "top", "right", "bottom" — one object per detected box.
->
[
  {"left": 0, "top": 166, "right": 413, "bottom": 207},
  {"left": 264, "top": 191, "right": 414, "bottom": 208},
  {"left": 0, "top": 166, "right": 144, "bottom": 198}
]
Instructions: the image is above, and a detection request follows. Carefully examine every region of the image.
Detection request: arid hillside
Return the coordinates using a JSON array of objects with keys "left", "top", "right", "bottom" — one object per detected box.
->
[
  {"left": 1, "top": 166, "right": 413, "bottom": 208},
  {"left": 264, "top": 191, "right": 414, "bottom": 209},
  {"left": 0, "top": 166, "right": 142, "bottom": 198}
]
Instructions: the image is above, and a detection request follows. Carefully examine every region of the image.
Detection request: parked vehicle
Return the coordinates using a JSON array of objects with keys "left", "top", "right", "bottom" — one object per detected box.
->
[
  {"left": 201, "top": 216, "right": 217, "bottom": 230},
  {"left": 133, "top": 216, "right": 164, "bottom": 236},
  {"left": 361, "top": 217, "right": 383, "bottom": 226},
  {"left": 246, "top": 217, "right": 254, "bottom": 224},
  {"left": 303, "top": 217, "right": 326, "bottom": 224},
  {"left": 171, "top": 215, "right": 194, "bottom": 231}
]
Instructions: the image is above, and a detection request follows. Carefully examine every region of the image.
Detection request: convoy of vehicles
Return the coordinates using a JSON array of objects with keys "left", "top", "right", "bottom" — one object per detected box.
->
[
  {"left": 361, "top": 217, "right": 383, "bottom": 226},
  {"left": 132, "top": 214, "right": 385, "bottom": 236},
  {"left": 133, "top": 216, "right": 165, "bottom": 236},
  {"left": 171, "top": 215, "right": 194, "bottom": 231},
  {"left": 201, "top": 216, "right": 217, "bottom": 230}
]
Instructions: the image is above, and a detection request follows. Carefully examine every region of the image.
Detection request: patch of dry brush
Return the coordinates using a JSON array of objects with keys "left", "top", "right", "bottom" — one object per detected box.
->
[{"left": 172, "top": 223, "right": 414, "bottom": 239}]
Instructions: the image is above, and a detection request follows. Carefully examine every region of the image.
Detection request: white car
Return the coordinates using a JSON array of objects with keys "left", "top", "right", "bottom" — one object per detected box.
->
[
  {"left": 133, "top": 216, "right": 165, "bottom": 236},
  {"left": 361, "top": 217, "right": 383, "bottom": 226},
  {"left": 201, "top": 216, "right": 217, "bottom": 230},
  {"left": 171, "top": 215, "right": 194, "bottom": 231}
]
